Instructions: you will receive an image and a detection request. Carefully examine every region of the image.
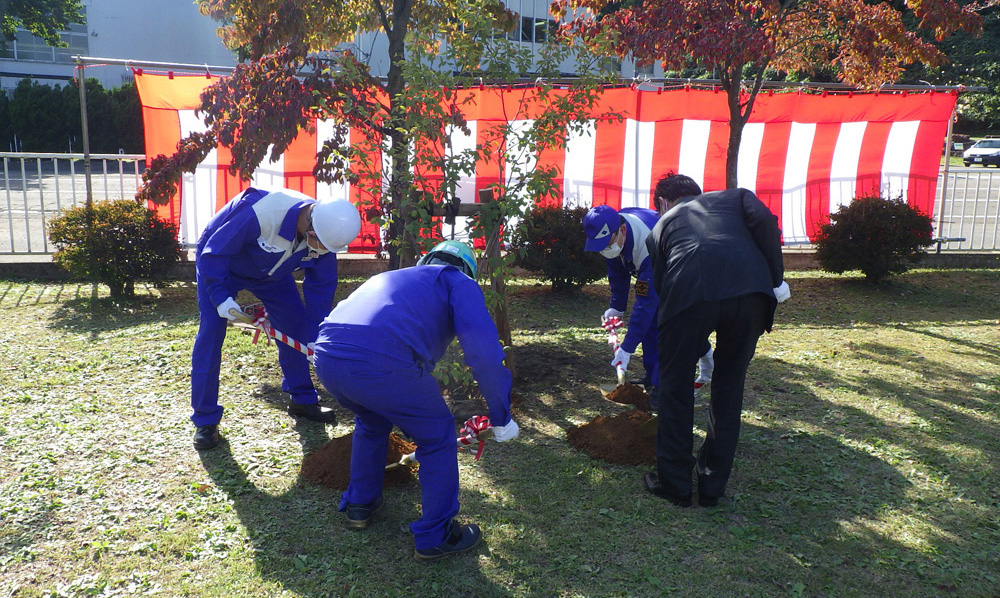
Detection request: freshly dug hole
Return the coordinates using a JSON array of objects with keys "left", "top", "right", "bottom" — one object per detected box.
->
[{"left": 301, "top": 432, "right": 417, "bottom": 490}]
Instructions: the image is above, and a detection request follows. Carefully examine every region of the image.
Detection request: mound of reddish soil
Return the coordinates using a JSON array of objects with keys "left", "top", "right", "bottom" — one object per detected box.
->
[
  {"left": 604, "top": 383, "right": 652, "bottom": 412},
  {"left": 566, "top": 409, "right": 656, "bottom": 466},
  {"left": 301, "top": 432, "right": 417, "bottom": 490}
]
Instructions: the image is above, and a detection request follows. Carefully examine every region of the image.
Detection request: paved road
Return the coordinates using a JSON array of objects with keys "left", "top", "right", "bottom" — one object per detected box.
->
[{"left": 2, "top": 157, "right": 999, "bottom": 255}]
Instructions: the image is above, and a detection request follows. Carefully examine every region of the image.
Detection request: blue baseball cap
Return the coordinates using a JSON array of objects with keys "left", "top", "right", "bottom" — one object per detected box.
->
[{"left": 583, "top": 205, "right": 620, "bottom": 251}]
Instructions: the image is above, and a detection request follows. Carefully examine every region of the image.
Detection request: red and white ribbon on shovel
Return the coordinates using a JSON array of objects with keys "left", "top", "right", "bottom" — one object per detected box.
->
[
  {"left": 386, "top": 416, "right": 493, "bottom": 470},
  {"left": 601, "top": 316, "right": 626, "bottom": 386},
  {"left": 228, "top": 304, "right": 314, "bottom": 360}
]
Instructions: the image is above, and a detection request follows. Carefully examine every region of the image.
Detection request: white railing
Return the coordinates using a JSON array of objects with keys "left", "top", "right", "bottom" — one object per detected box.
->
[
  {"left": 1, "top": 152, "right": 145, "bottom": 254},
  {"left": 0, "top": 152, "right": 998, "bottom": 255},
  {"left": 934, "top": 167, "right": 1000, "bottom": 252}
]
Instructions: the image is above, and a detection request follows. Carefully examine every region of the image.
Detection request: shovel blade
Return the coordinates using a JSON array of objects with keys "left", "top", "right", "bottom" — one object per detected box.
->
[
  {"left": 599, "top": 382, "right": 620, "bottom": 397},
  {"left": 639, "top": 414, "right": 657, "bottom": 437}
]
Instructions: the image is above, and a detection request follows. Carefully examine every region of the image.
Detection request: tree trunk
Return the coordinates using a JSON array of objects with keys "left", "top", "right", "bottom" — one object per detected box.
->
[
  {"left": 721, "top": 68, "right": 745, "bottom": 190},
  {"left": 722, "top": 64, "right": 767, "bottom": 190},
  {"left": 477, "top": 189, "right": 514, "bottom": 376},
  {"left": 385, "top": 0, "right": 417, "bottom": 270}
]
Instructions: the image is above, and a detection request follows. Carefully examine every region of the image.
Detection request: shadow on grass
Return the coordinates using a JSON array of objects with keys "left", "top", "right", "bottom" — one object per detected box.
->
[
  {"left": 42, "top": 283, "right": 198, "bottom": 337},
  {"left": 777, "top": 270, "right": 1000, "bottom": 329},
  {"left": 746, "top": 354, "right": 999, "bottom": 588},
  {"left": 197, "top": 421, "right": 511, "bottom": 597},
  {"left": 463, "top": 420, "right": 931, "bottom": 596}
]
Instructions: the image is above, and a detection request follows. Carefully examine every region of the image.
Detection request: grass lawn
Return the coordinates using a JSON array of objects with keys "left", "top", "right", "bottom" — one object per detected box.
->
[{"left": 1, "top": 269, "right": 998, "bottom": 597}]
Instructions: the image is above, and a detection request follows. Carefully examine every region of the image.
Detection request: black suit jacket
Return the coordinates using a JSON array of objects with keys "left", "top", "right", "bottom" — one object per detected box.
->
[{"left": 646, "top": 188, "right": 784, "bottom": 329}]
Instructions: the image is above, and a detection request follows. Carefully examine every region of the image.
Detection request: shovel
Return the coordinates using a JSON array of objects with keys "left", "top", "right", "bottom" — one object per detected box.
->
[
  {"left": 229, "top": 306, "right": 314, "bottom": 360},
  {"left": 598, "top": 316, "right": 627, "bottom": 396},
  {"left": 385, "top": 416, "right": 493, "bottom": 470},
  {"left": 599, "top": 367, "right": 627, "bottom": 397}
]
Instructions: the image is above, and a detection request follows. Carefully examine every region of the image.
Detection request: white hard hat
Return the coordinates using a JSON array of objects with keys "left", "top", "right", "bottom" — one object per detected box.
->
[{"left": 311, "top": 199, "right": 362, "bottom": 252}]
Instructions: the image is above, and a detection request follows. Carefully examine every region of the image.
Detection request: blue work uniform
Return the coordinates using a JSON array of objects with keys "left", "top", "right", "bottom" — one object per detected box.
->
[
  {"left": 312, "top": 264, "right": 513, "bottom": 551},
  {"left": 191, "top": 187, "right": 338, "bottom": 427},
  {"left": 606, "top": 208, "right": 661, "bottom": 387}
]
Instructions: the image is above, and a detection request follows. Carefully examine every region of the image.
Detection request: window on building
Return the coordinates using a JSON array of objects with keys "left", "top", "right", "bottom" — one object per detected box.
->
[
  {"left": 507, "top": 13, "right": 522, "bottom": 41},
  {"left": 518, "top": 16, "right": 557, "bottom": 43},
  {"left": 636, "top": 61, "right": 655, "bottom": 77},
  {"left": 1, "top": 7, "right": 88, "bottom": 64},
  {"left": 521, "top": 16, "right": 534, "bottom": 42}
]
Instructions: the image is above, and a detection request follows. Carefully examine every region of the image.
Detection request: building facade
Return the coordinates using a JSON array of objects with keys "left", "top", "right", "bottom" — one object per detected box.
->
[
  {"left": 0, "top": 0, "right": 238, "bottom": 93},
  {"left": 1, "top": 1, "right": 658, "bottom": 94}
]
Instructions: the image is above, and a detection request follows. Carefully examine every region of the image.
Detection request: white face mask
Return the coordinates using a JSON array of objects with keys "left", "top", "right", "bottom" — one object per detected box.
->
[
  {"left": 306, "top": 233, "right": 330, "bottom": 259},
  {"left": 599, "top": 240, "right": 623, "bottom": 259}
]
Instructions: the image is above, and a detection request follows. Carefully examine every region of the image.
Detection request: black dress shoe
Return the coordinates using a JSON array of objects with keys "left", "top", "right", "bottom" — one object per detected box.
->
[
  {"left": 345, "top": 495, "right": 384, "bottom": 530},
  {"left": 193, "top": 425, "right": 220, "bottom": 450},
  {"left": 287, "top": 402, "right": 337, "bottom": 423},
  {"left": 413, "top": 521, "right": 482, "bottom": 562},
  {"left": 643, "top": 473, "right": 692, "bottom": 507},
  {"left": 698, "top": 494, "right": 721, "bottom": 508}
]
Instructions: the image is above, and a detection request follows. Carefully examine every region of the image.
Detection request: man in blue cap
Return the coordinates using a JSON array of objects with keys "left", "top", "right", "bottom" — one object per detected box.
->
[
  {"left": 312, "top": 240, "right": 520, "bottom": 562},
  {"left": 583, "top": 204, "right": 714, "bottom": 394},
  {"left": 191, "top": 187, "right": 361, "bottom": 451}
]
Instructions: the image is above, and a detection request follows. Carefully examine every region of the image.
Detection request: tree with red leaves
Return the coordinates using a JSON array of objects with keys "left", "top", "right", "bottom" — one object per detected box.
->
[
  {"left": 137, "top": 0, "right": 610, "bottom": 269},
  {"left": 554, "top": 0, "right": 985, "bottom": 188}
]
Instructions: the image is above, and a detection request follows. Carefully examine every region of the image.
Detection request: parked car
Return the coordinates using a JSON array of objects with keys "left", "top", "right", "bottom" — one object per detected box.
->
[{"left": 962, "top": 137, "right": 1000, "bottom": 167}]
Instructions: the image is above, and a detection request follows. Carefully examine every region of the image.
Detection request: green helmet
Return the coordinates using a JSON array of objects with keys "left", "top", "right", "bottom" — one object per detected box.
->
[{"left": 417, "top": 240, "right": 477, "bottom": 279}]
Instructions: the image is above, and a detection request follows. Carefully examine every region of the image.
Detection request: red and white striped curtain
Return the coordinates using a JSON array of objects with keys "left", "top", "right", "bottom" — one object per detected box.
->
[{"left": 135, "top": 72, "right": 955, "bottom": 249}]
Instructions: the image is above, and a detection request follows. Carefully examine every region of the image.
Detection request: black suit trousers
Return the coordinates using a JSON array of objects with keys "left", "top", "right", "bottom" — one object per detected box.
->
[{"left": 654, "top": 292, "right": 771, "bottom": 499}]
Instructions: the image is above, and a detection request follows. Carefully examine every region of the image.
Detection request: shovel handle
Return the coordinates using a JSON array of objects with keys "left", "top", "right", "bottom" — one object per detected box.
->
[{"left": 228, "top": 307, "right": 255, "bottom": 324}]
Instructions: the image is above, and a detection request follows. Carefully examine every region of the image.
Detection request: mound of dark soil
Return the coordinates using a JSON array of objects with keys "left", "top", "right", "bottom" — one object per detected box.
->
[
  {"left": 604, "top": 383, "right": 651, "bottom": 412},
  {"left": 301, "top": 432, "right": 417, "bottom": 490},
  {"left": 566, "top": 409, "right": 656, "bottom": 466}
]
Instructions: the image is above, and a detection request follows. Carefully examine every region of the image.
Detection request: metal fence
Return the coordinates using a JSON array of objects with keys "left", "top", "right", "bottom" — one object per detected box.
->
[
  {"left": 1, "top": 152, "right": 999, "bottom": 255},
  {"left": 934, "top": 168, "right": 1000, "bottom": 252},
  {"left": 1, "top": 152, "right": 145, "bottom": 255}
]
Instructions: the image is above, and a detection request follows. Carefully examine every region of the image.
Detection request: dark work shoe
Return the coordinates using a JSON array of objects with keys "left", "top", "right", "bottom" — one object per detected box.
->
[
  {"left": 288, "top": 402, "right": 337, "bottom": 423},
  {"left": 698, "top": 494, "right": 721, "bottom": 508},
  {"left": 643, "top": 473, "right": 692, "bottom": 508},
  {"left": 345, "top": 496, "right": 384, "bottom": 530},
  {"left": 193, "top": 425, "right": 220, "bottom": 450},
  {"left": 413, "top": 522, "right": 482, "bottom": 562}
]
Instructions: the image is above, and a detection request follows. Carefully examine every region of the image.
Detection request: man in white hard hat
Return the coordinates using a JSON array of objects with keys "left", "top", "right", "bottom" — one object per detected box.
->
[{"left": 190, "top": 187, "right": 362, "bottom": 450}]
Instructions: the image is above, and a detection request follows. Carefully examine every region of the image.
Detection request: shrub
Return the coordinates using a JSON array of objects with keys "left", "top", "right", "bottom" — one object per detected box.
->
[
  {"left": 48, "top": 200, "right": 182, "bottom": 299},
  {"left": 509, "top": 205, "right": 607, "bottom": 292},
  {"left": 813, "top": 193, "right": 934, "bottom": 284}
]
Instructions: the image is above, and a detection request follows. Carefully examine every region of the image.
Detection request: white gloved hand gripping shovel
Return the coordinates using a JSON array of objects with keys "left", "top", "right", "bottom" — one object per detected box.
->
[
  {"left": 385, "top": 416, "right": 493, "bottom": 470},
  {"left": 599, "top": 316, "right": 627, "bottom": 396}
]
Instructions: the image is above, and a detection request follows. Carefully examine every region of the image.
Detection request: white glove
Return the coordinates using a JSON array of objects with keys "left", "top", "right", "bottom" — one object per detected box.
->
[
  {"left": 696, "top": 347, "right": 714, "bottom": 384},
  {"left": 774, "top": 280, "right": 790, "bottom": 303},
  {"left": 492, "top": 418, "right": 519, "bottom": 442},
  {"left": 217, "top": 297, "right": 242, "bottom": 320},
  {"left": 611, "top": 347, "right": 631, "bottom": 372},
  {"left": 602, "top": 308, "right": 624, "bottom": 323}
]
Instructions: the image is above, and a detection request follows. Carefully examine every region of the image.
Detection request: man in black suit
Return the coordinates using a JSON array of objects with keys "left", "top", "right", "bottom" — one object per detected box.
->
[{"left": 644, "top": 173, "right": 789, "bottom": 507}]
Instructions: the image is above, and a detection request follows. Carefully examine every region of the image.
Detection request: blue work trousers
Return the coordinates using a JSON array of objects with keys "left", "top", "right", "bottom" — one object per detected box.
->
[
  {"left": 314, "top": 351, "right": 460, "bottom": 551},
  {"left": 190, "top": 273, "right": 317, "bottom": 427}
]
